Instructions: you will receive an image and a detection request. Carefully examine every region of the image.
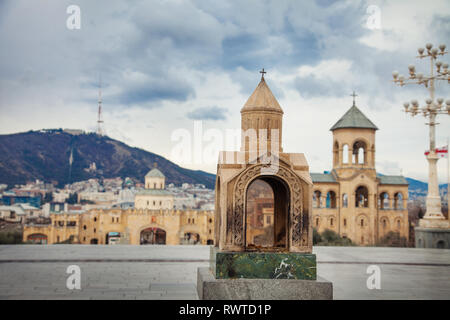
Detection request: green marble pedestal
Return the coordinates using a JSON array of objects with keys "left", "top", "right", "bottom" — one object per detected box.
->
[
  {"left": 210, "top": 246, "right": 316, "bottom": 280},
  {"left": 197, "top": 247, "right": 332, "bottom": 300}
]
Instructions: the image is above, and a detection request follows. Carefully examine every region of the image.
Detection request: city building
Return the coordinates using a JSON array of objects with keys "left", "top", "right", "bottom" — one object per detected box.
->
[
  {"left": 134, "top": 166, "right": 174, "bottom": 210},
  {"left": 0, "top": 203, "right": 41, "bottom": 223},
  {"left": 23, "top": 208, "right": 214, "bottom": 245},
  {"left": 1, "top": 191, "right": 41, "bottom": 208},
  {"left": 24, "top": 212, "right": 81, "bottom": 244},
  {"left": 0, "top": 205, "right": 26, "bottom": 223},
  {"left": 23, "top": 169, "right": 214, "bottom": 245}
]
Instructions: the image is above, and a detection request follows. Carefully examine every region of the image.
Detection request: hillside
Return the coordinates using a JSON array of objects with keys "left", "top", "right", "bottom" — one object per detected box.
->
[
  {"left": 0, "top": 129, "right": 447, "bottom": 197},
  {"left": 406, "top": 177, "right": 448, "bottom": 200},
  {"left": 0, "top": 129, "right": 215, "bottom": 188}
]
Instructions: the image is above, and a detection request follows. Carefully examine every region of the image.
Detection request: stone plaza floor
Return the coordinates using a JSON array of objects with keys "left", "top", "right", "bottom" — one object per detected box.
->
[{"left": 0, "top": 245, "right": 449, "bottom": 300}]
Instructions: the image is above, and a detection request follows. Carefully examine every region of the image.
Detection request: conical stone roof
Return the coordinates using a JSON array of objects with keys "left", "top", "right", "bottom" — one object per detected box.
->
[
  {"left": 241, "top": 78, "right": 283, "bottom": 114},
  {"left": 330, "top": 104, "right": 378, "bottom": 131}
]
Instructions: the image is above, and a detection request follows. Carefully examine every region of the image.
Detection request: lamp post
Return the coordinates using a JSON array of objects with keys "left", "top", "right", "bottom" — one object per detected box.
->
[{"left": 392, "top": 43, "right": 450, "bottom": 221}]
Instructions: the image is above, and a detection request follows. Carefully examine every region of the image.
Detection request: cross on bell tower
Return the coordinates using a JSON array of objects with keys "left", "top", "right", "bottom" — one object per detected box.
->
[{"left": 350, "top": 90, "right": 358, "bottom": 106}]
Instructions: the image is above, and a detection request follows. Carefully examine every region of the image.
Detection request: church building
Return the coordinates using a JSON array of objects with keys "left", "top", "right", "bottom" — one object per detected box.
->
[
  {"left": 134, "top": 166, "right": 174, "bottom": 210},
  {"left": 311, "top": 96, "right": 409, "bottom": 245}
]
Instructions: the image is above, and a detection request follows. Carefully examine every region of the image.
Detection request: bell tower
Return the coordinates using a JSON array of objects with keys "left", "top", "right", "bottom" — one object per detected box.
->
[{"left": 330, "top": 92, "right": 378, "bottom": 176}]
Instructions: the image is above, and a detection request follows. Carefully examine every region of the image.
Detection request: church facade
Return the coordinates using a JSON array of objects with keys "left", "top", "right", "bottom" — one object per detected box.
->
[{"left": 311, "top": 100, "right": 409, "bottom": 245}]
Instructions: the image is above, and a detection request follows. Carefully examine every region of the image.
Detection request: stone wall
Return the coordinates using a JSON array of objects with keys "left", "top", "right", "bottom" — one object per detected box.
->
[{"left": 23, "top": 209, "right": 214, "bottom": 245}]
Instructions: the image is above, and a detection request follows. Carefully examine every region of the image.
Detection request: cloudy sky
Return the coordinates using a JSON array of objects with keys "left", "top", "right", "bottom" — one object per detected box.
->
[{"left": 0, "top": 0, "right": 449, "bottom": 182}]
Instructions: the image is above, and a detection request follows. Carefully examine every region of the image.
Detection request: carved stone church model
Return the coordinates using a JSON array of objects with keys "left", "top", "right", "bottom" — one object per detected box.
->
[{"left": 197, "top": 71, "right": 333, "bottom": 299}]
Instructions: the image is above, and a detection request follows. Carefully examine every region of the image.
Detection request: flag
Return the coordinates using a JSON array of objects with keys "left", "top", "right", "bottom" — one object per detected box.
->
[
  {"left": 436, "top": 146, "right": 448, "bottom": 158},
  {"left": 424, "top": 146, "right": 448, "bottom": 158}
]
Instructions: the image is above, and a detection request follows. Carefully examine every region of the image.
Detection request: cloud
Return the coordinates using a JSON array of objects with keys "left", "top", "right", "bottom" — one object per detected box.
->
[
  {"left": 291, "top": 59, "right": 356, "bottom": 98},
  {"left": 0, "top": 0, "right": 449, "bottom": 182},
  {"left": 113, "top": 70, "right": 195, "bottom": 106},
  {"left": 377, "top": 160, "right": 402, "bottom": 176},
  {"left": 186, "top": 106, "right": 227, "bottom": 121}
]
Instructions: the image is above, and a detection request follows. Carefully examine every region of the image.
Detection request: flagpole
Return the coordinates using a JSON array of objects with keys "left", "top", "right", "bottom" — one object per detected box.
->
[{"left": 448, "top": 137, "right": 449, "bottom": 220}]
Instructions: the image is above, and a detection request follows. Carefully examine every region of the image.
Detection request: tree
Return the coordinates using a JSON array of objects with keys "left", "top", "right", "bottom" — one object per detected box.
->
[
  {"left": 313, "top": 228, "right": 322, "bottom": 245},
  {"left": 418, "top": 207, "right": 425, "bottom": 219},
  {"left": 0, "top": 230, "right": 23, "bottom": 244},
  {"left": 314, "top": 229, "right": 353, "bottom": 246},
  {"left": 408, "top": 200, "right": 425, "bottom": 225},
  {"left": 56, "top": 235, "right": 74, "bottom": 244},
  {"left": 377, "top": 231, "right": 408, "bottom": 247},
  {"left": 441, "top": 204, "right": 448, "bottom": 219}
]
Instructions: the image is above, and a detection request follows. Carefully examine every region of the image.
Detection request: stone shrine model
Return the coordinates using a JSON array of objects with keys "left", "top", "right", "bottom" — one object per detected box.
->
[{"left": 197, "top": 71, "right": 333, "bottom": 300}]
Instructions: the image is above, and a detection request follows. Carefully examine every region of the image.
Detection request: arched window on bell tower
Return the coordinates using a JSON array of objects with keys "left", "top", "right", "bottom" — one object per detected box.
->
[
  {"left": 352, "top": 140, "right": 367, "bottom": 165},
  {"left": 342, "top": 144, "right": 349, "bottom": 164}
]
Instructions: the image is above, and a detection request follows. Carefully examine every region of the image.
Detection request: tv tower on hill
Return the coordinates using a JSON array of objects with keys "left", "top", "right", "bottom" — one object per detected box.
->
[{"left": 97, "top": 75, "right": 104, "bottom": 136}]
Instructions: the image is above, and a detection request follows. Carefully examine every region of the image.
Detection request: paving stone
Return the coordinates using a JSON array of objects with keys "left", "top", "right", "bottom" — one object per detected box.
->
[{"left": 0, "top": 245, "right": 448, "bottom": 299}]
